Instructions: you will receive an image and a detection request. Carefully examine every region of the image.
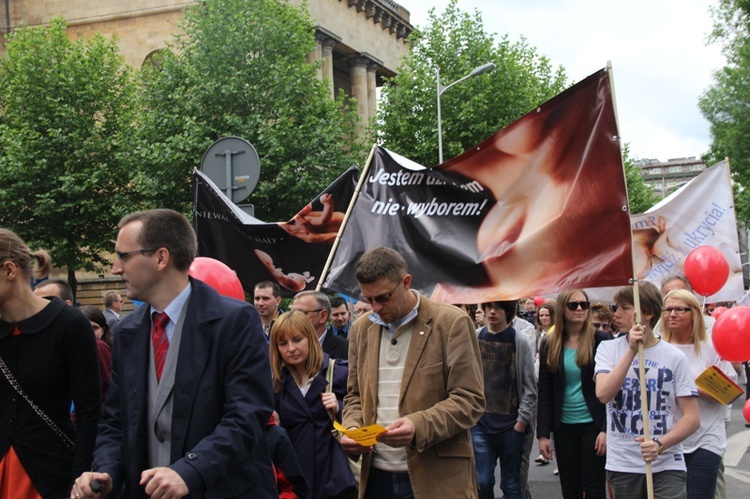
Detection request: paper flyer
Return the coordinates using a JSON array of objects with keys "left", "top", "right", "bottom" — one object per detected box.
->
[
  {"left": 333, "top": 421, "right": 387, "bottom": 447},
  {"left": 695, "top": 365, "right": 744, "bottom": 405}
]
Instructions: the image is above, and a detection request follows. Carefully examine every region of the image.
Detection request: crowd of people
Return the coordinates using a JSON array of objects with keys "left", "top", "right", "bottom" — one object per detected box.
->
[{"left": 1, "top": 215, "right": 747, "bottom": 499}]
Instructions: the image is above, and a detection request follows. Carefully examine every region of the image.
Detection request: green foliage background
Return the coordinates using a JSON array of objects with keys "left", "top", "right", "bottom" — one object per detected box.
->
[
  {"left": 0, "top": 0, "right": 661, "bottom": 286},
  {"left": 377, "top": 0, "right": 569, "bottom": 166},
  {"left": 133, "top": 0, "right": 367, "bottom": 221},
  {"left": 700, "top": 0, "right": 750, "bottom": 221},
  {"left": 0, "top": 19, "right": 139, "bottom": 289}
]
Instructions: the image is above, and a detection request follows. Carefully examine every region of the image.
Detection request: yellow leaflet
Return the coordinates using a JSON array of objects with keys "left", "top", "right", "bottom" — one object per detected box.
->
[
  {"left": 695, "top": 365, "right": 743, "bottom": 405},
  {"left": 333, "top": 421, "right": 387, "bottom": 446}
]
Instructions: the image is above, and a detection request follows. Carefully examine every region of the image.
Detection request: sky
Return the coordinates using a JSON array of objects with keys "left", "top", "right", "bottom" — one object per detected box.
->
[{"left": 401, "top": 0, "right": 725, "bottom": 162}]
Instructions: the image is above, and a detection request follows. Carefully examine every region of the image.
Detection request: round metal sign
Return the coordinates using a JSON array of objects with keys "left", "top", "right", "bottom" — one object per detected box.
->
[{"left": 200, "top": 137, "right": 260, "bottom": 204}]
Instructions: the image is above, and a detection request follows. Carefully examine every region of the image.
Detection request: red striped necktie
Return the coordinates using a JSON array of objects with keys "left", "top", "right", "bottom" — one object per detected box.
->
[{"left": 151, "top": 312, "right": 169, "bottom": 382}]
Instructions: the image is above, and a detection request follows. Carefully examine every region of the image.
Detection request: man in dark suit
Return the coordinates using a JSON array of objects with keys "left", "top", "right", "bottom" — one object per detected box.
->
[
  {"left": 329, "top": 296, "right": 351, "bottom": 339},
  {"left": 291, "top": 290, "right": 348, "bottom": 359},
  {"left": 72, "top": 209, "right": 275, "bottom": 499}
]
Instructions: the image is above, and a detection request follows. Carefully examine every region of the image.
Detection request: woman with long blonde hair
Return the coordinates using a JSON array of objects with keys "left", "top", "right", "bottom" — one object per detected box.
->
[
  {"left": 0, "top": 228, "right": 100, "bottom": 498},
  {"left": 661, "top": 289, "right": 735, "bottom": 499},
  {"left": 270, "top": 311, "right": 356, "bottom": 499},
  {"left": 537, "top": 289, "right": 608, "bottom": 499}
]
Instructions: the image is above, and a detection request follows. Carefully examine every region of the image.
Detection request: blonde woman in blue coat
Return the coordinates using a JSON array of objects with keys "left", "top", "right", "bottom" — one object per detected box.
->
[{"left": 271, "top": 311, "right": 356, "bottom": 499}]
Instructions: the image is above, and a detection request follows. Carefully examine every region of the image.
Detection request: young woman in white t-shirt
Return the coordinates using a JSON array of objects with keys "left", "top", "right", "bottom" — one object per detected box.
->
[{"left": 660, "top": 289, "right": 736, "bottom": 499}]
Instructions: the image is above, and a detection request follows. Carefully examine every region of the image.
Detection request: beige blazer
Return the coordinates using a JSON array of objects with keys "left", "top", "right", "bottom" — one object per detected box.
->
[{"left": 343, "top": 295, "right": 485, "bottom": 498}]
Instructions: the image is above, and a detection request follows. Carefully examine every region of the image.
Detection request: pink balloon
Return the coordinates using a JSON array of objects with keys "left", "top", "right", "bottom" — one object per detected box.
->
[
  {"left": 533, "top": 296, "right": 546, "bottom": 307},
  {"left": 684, "top": 246, "right": 729, "bottom": 296},
  {"left": 711, "top": 306, "right": 728, "bottom": 319},
  {"left": 711, "top": 306, "right": 750, "bottom": 363},
  {"left": 189, "top": 257, "right": 245, "bottom": 301},
  {"left": 744, "top": 399, "right": 750, "bottom": 425}
]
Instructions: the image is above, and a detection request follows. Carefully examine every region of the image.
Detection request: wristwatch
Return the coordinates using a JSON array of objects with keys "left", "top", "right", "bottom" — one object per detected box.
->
[{"left": 652, "top": 438, "right": 665, "bottom": 455}]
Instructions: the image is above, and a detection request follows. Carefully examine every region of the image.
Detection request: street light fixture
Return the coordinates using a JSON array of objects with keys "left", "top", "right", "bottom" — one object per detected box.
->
[{"left": 437, "top": 62, "right": 496, "bottom": 164}]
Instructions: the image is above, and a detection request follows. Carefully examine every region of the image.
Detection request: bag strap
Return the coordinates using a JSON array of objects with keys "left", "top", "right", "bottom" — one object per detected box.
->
[
  {"left": 0, "top": 353, "right": 74, "bottom": 449},
  {"left": 325, "top": 358, "right": 337, "bottom": 423},
  {"left": 325, "top": 357, "right": 335, "bottom": 392}
]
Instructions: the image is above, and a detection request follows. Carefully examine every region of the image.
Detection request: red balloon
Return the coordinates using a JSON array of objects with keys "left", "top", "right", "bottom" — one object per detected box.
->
[
  {"left": 533, "top": 296, "right": 546, "bottom": 307},
  {"left": 189, "top": 257, "right": 245, "bottom": 301},
  {"left": 744, "top": 399, "right": 750, "bottom": 425},
  {"left": 683, "top": 246, "right": 729, "bottom": 296},
  {"left": 711, "top": 306, "right": 728, "bottom": 319},
  {"left": 711, "top": 306, "right": 750, "bottom": 362}
]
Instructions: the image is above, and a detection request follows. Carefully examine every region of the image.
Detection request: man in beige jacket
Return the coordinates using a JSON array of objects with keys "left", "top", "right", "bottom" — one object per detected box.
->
[{"left": 341, "top": 247, "right": 485, "bottom": 498}]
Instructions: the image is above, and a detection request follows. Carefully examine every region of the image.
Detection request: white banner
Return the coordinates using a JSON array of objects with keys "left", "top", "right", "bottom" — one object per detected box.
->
[{"left": 588, "top": 160, "right": 743, "bottom": 303}]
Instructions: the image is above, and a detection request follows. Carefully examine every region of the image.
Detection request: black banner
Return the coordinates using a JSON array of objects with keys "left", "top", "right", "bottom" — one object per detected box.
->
[
  {"left": 322, "top": 148, "right": 493, "bottom": 299},
  {"left": 193, "top": 167, "right": 359, "bottom": 297}
]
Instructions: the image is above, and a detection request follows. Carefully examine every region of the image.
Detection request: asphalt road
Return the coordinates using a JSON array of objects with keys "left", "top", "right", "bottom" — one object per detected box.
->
[{"left": 494, "top": 401, "right": 750, "bottom": 498}]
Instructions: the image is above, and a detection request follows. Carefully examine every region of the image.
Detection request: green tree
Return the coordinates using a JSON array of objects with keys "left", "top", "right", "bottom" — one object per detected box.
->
[
  {"left": 622, "top": 145, "right": 658, "bottom": 214},
  {"left": 0, "top": 18, "right": 139, "bottom": 293},
  {"left": 377, "top": 0, "right": 569, "bottom": 167},
  {"left": 699, "top": 0, "right": 750, "bottom": 220},
  {"left": 134, "top": 0, "right": 366, "bottom": 221}
]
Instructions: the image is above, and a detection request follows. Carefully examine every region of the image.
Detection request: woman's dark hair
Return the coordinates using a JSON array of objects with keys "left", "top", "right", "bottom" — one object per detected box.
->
[{"left": 80, "top": 305, "right": 114, "bottom": 347}]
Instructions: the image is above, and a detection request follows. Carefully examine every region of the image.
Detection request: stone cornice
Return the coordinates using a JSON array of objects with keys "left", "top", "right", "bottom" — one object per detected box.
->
[{"left": 343, "top": 0, "right": 412, "bottom": 42}]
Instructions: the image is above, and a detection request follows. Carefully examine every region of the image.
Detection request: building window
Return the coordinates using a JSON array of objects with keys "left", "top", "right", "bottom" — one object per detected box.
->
[
  {"left": 668, "top": 166, "right": 682, "bottom": 173},
  {"left": 690, "top": 165, "right": 703, "bottom": 171},
  {"left": 142, "top": 49, "right": 165, "bottom": 70},
  {"left": 650, "top": 167, "right": 662, "bottom": 174}
]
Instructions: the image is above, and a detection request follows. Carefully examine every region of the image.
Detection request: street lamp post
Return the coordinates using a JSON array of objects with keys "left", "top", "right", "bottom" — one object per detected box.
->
[{"left": 437, "top": 62, "right": 496, "bottom": 164}]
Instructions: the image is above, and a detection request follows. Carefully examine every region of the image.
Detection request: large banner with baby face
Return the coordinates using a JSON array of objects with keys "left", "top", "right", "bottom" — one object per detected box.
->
[
  {"left": 323, "top": 68, "right": 635, "bottom": 302},
  {"left": 632, "top": 160, "right": 742, "bottom": 302},
  {"left": 193, "top": 167, "right": 358, "bottom": 297}
]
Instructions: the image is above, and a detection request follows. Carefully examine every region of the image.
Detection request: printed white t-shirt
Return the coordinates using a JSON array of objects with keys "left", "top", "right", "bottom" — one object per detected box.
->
[
  {"left": 670, "top": 341, "right": 735, "bottom": 456},
  {"left": 594, "top": 336, "right": 698, "bottom": 473}
]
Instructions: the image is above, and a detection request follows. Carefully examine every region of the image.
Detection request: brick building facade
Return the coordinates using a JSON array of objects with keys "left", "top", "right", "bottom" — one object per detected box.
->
[
  {"left": 0, "top": 0, "right": 412, "bottom": 133},
  {"left": 0, "top": 0, "right": 412, "bottom": 302}
]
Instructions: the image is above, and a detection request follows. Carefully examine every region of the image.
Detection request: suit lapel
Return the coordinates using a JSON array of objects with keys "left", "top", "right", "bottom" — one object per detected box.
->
[
  {"left": 322, "top": 331, "right": 332, "bottom": 352},
  {"left": 170, "top": 281, "right": 216, "bottom": 456},
  {"left": 118, "top": 307, "right": 151, "bottom": 442},
  {"left": 364, "top": 322, "right": 381, "bottom": 419},
  {"left": 281, "top": 372, "right": 313, "bottom": 417},
  {"left": 399, "top": 301, "right": 432, "bottom": 401}
]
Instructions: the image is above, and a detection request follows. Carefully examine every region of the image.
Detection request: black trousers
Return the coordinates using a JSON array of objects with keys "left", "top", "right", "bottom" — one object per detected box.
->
[{"left": 554, "top": 422, "right": 606, "bottom": 499}]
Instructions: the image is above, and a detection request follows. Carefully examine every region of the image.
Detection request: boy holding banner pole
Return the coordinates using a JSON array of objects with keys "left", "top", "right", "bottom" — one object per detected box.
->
[{"left": 594, "top": 282, "right": 699, "bottom": 499}]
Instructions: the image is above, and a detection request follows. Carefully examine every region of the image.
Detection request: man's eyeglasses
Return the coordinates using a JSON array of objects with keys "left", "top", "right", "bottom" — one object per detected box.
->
[
  {"left": 593, "top": 322, "right": 610, "bottom": 330},
  {"left": 115, "top": 248, "right": 158, "bottom": 262},
  {"left": 663, "top": 307, "right": 692, "bottom": 314},
  {"left": 296, "top": 308, "right": 323, "bottom": 316},
  {"left": 360, "top": 275, "right": 406, "bottom": 305},
  {"left": 566, "top": 301, "right": 591, "bottom": 311}
]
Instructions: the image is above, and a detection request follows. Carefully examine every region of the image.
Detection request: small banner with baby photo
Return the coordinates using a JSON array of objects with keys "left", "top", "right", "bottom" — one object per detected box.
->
[{"left": 193, "top": 167, "right": 359, "bottom": 297}]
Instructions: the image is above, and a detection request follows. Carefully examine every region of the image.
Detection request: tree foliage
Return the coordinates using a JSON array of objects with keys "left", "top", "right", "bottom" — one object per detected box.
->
[
  {"left": 700, "top": 0, "right": 750, "bottom": 220},
  {"left": 622, "top": 145, "right": 658, "bottom": 214},
  {"left": 0, "top": 18, "right": 139, "bottom": 290},
  {"left": 133, "top": 0, "right": 366, "bottom": 221},
  {"left": 377, "top": 0, "right": 569, "bottom": 166}
]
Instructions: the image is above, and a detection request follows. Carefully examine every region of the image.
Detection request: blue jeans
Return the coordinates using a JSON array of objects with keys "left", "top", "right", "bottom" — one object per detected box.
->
[
  {"left": 364, "top": 467, "right": 414, "bottom": 499},
  {"left": 471, "top": 426, "right": 525, "bottom": 499},
  {"left": 684, "top": 448, "right": 722, "bottom": 499}
]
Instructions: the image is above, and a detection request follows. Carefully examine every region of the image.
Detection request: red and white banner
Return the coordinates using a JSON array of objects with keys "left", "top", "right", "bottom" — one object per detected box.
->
[{"left": 324, "top": 68, "right": 635, "bottom": 302}]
